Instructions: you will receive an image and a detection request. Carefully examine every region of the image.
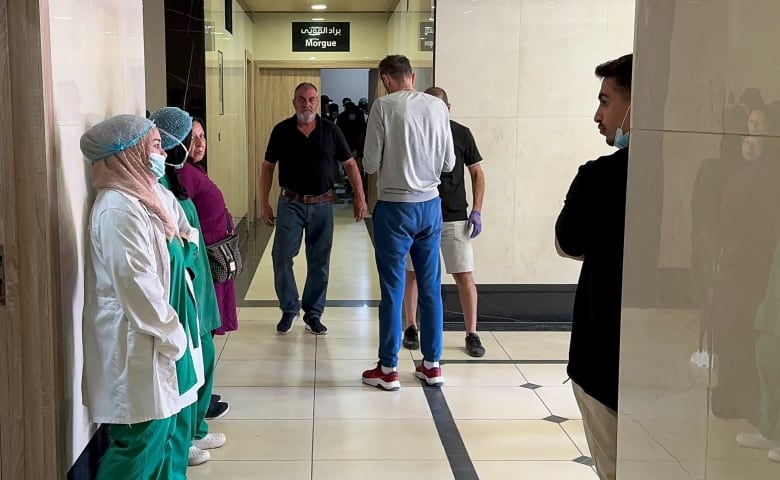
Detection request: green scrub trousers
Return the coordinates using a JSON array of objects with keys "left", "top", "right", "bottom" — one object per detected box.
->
[
  {"left": 171, "top": 192, "right": 221, "bottom": 441},
  {"left": 194, "top": 331, "right": 216, "bottom": 439},
  {"left": 756, "top": 333, "right": 780, "bottom": 441},
  {"left": 167, "top": 234, "right": 200, "bottom": 478},
  {"left": 96, "top": 417, "right": 176, "bottom": 480}
]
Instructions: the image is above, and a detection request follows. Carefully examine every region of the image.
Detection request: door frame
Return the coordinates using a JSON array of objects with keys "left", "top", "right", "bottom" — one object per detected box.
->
[
  {"left": 245, "top": 50, "right": 256, "bottom": 224},
  {"left": 0, "top": 0, "right": 66, "bottom": 478}
]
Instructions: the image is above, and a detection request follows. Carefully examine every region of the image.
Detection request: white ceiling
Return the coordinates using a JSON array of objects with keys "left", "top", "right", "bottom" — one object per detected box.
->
[{"left": 245, "top": 0, "right": 402, "bottom": 13}]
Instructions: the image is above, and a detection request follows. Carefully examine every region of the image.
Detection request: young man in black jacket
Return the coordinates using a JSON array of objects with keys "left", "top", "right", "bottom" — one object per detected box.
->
[{"left": 555, "top": 53, "right": 632, "bottom": 480}]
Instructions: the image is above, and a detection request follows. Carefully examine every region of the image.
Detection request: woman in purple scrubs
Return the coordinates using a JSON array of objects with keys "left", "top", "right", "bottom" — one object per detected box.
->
[{"left": 177, "top": 118, "right": 239, "bottom": 335}]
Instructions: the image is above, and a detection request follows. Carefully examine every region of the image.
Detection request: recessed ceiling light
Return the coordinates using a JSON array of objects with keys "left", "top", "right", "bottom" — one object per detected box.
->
[
  {"left": 312, "top": 17, "right": 325, "bottom": 21},
  {"left": 311, "top": 4, "right": 327, "bottom": 10}
]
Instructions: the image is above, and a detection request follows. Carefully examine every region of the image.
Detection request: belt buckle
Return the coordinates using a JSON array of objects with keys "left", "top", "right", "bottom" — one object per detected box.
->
[{"left": 303, "top": 194, "right": 315, "bottom": 204}]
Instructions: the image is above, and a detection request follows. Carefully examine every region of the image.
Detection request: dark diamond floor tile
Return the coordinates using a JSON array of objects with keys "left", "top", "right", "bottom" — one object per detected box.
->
[
  {"left": 572, "top": 455, "right": 594, "bottom": 466},
  {"left": 543, "top": 414, "right": 569, "bottom": 424},
  {"left": 520, "top": 382, "right": 542, "bottom": 390}
]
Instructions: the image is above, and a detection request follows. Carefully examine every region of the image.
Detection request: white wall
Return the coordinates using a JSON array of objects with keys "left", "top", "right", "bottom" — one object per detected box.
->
[
  {"left": 48, "top": 0, "right": 147, "bottom": 469},
  {"left": 435, "top": 0, "right": 635, "bottom": 284},
  {"left": 321, "top": 69, "right": 369, "bottom": 108}
]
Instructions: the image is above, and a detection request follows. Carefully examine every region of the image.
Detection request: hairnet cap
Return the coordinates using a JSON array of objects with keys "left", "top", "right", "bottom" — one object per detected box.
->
[
  {"left": 358, "top": 97, "right": 368, "bottom": 106},
  {"left": 149, "top": 107, "right": 193, "bottom": 151},
  {"left": 80, "top": 114, "right": 154, "bottom": 163}
]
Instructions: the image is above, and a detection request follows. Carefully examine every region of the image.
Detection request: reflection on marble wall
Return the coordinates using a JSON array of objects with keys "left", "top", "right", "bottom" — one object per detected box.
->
[
  {"left": 205, "top": 0, "right": 254, "bottom": 219},
  {"left": 436, "top": 0, "right": 636, "bottom": 284},
  {"left": 47, "top": 0, "right": 147, "bottom": 467},
  {"left": 387, "top": 7, "right": 434, "bottom": 64},
  {"left": 620, "top": 0, "right": 780, "bottom": 477}
]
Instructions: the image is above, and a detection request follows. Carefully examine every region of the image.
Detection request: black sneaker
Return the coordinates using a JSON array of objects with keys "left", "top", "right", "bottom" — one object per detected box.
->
[
  {"left": 205, "top": 401, "right": 229, "bottom": 420},
  {"left": 465, "top": 333, "right": 485, "bottom": 358},
  {"left": 304, "top": 316, "right": 328, "bottom": 335},
  {"left": 403, "top": 326, "right": 419, "bottom": 350},
  {"left": 276, "top": 312, "right": 298, "bottom": 334},
  {"left": 211, "top": 394, "right": 221, "bottom": 404}
]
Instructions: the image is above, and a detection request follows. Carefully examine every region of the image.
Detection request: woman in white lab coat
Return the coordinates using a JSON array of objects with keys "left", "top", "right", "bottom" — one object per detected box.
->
[{"left": 81, "top": 114, "right": 188, "bottom": 480}]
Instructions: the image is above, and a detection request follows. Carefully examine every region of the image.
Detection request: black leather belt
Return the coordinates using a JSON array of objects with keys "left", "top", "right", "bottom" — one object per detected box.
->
[{"left": 280, "top": 188, "right": 333, "bottom": 204}]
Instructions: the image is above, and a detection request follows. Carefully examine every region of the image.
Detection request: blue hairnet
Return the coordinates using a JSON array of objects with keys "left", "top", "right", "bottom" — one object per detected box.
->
[
  {"left": 80, "top": 114, "right": 154, "bottom": 163},
  {"left": 149, "top": 107, "right": 193, "bottom": 151}
]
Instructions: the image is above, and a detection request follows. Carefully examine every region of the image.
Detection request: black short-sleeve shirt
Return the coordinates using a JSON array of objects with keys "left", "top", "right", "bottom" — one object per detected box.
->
[
  {"left": 265, "top": 115, "right": 352, "bottom": 195},
  {"left": 438, "top": 120, "right": 483, "bottom": 222}
]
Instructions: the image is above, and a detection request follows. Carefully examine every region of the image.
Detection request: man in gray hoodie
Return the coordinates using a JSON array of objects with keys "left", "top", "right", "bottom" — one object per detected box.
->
[{"left": 361, "top": 55, "right": 455, "bottom": 390}]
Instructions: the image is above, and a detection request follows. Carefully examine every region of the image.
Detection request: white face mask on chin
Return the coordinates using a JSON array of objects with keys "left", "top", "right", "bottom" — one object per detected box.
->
[
  {"left": 614, "top": 105, "right": 631, "bottom": 149},
  {"left": 157, "top": 127, "right": 192, "bottom": 169}
]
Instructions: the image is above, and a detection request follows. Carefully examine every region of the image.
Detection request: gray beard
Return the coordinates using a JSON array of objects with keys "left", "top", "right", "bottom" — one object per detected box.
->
[{"left": 296, "top": 112, "right": 315, "bottom": 123}]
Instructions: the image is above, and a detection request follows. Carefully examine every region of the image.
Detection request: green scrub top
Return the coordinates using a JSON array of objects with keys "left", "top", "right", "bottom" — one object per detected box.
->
[
  {"left": 167, "top": 234, "right": 199, "bottom": 395},
  {"left": 160, "top": 177, "right": 222, "bottom": 335}
]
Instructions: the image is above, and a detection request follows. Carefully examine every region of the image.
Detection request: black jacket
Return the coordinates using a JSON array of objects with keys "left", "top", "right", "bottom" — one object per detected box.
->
[{"left": 555, "top": 147, "right": 628, "bottom": 411}]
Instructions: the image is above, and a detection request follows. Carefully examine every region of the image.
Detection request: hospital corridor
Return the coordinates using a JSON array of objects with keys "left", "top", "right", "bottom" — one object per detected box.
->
[{"left": 191, "top": 205, "right": 595, "bottom": 479}]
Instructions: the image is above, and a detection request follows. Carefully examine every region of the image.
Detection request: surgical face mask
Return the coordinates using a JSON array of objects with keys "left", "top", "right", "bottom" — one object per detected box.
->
[
  {"left": 148, "top": 153, "right": 167, "bottom": 179},
  {"left": 158, "top": 127, "right": 191, "bottom": 168},
  {"left": 165, "top": 140, "right": 190, "bottom": 169},
  {"left": 614, "top": 105, "right": 631, "bottom": 149}
]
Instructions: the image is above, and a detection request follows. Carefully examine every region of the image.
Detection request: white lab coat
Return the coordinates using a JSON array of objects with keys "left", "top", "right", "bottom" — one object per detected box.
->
[
  {"left": 82, "top": 188, "right": 187, "bottom": 424},
  {"left": 154, "top": 183, "right": 205, "bottom": 408}
]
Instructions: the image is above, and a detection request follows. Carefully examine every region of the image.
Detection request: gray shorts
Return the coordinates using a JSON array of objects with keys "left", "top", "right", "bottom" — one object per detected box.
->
[{"left": 406, "top": 220, "right": 474, "bottom": 274}]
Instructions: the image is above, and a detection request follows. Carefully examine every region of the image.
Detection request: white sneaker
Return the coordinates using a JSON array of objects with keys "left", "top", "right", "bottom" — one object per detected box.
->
[
  {"left": 188, "top": 445, "right": 210, "bottom": 466},
  {"left": 192, "top": 432, "right": 227, "bottom": 450},
  {"left": 769, "top": 448, "right": 780, "bottom": 463},
  {"left": 736, "top": 433, "right": 780, "bottom": 450}
]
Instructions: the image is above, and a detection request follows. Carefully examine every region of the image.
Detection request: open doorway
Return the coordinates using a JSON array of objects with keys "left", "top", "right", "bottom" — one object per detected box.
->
[{"left": 320, "top": 68, "right": 370, "bottom": 120}]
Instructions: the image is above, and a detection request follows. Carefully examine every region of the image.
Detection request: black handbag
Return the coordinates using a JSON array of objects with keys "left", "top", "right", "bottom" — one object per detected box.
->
[{"left": 206, "top": 211, "right": 243, "bottom": 283}]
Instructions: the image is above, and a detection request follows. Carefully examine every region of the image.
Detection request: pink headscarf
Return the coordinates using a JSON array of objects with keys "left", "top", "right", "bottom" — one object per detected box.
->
[{"left": 90, "top": 132, "right": 176, "bottom": 239}]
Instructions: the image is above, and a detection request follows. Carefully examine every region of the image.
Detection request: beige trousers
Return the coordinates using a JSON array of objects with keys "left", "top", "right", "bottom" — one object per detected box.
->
[{"left": 572, "top": 381, "right": 618, "bottom": 480}]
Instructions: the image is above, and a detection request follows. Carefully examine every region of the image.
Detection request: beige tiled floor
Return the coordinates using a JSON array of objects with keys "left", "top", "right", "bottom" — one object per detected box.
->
[
  {"left": 473, "top": 461, "right": 597, "bottom": 480},
  {"left": 458, "top": 420, "right": 583, "bottom": 461},
  {"left": 243, "top": 205, "right": 380, "bottom": 301},
  {"left": 191, "top": 209, "right": 597, "bottom": 479}
]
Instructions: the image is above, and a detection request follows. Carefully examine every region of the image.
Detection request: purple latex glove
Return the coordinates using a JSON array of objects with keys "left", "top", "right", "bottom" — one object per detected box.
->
[{"left": 467, "top": 210, "right": 482, "bottom": 238}]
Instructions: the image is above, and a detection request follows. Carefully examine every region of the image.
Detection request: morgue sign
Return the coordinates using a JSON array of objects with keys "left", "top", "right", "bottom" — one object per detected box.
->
[{"left": 292, "top": 22, "right": 350, "bottom": 52}]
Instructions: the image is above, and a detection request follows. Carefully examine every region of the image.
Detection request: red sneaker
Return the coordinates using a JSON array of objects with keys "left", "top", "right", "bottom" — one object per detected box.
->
[
  {"left": 361, "top": 364, "right": 401, "bottom": 391},
  {"left": 415, "top": 363, "right": 444, "bottom": 386}
]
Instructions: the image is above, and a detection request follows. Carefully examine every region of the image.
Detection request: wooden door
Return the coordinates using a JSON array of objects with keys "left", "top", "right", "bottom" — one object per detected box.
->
[
  {"left": 0, "top": 0, "right": 65, "bottom": 478},
  {"left": 253, "top": 68, "right": 320, "bottom": 218}
]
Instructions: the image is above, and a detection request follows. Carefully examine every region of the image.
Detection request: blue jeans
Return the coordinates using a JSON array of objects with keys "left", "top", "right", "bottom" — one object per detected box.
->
[
  {"left": 373, "top": 198, "right": 443, "bottom": 367},
  {"left": 272, "top": 195, "right": 334, "bottom": 320}
]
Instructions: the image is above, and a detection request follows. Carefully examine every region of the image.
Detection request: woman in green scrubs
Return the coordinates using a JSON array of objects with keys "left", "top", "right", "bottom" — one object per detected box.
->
[{"left": 151, "top": 107, "right": 226, "bottom": 470}]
